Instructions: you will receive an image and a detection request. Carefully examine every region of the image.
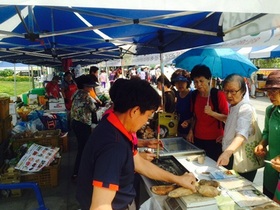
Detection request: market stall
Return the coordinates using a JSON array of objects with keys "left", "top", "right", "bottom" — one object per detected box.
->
[
  {"left": 138, "top": 146, "right": 280, "bottom": 210},
  {"left": 0, "top": 90, "right": 67, "bottom": 197}
]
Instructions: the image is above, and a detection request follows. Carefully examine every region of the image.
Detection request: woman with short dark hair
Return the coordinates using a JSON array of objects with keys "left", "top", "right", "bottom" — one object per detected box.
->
[
  {"left": 189, "top": 64, "right": 229, "bottom": 161},
  {"left": 170, "top": 69, "right": 193, "bottom": 138}
]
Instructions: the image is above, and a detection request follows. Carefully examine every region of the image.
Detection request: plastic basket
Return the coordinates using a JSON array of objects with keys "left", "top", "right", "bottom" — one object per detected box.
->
[
  {"left": 12, "top": 129, "right": 61, "bottom": 150},
  {"left": 20, "top": 158, "right": 60, "bottom": 188}
]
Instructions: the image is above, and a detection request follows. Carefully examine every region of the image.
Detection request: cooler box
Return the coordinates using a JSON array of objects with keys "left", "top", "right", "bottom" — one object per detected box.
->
[{"left": 158, "top": 112, "right": 178, "bottom": 138}]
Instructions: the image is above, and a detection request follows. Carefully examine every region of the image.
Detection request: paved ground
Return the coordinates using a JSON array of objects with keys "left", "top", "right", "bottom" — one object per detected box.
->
[{"left": 0, "top": 95, "right": 271, "bottom": 210}]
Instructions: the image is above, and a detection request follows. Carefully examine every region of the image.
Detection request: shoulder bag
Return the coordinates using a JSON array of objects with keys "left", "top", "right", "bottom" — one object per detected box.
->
[{"left": 233, "top": 106, "right": 264, "bottom": 173}]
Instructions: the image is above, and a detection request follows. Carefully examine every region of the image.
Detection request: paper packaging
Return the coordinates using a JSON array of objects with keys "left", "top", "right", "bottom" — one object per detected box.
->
[
  {"left": 9, "top": 102, "right": 17, "bottom": 114},
  {"left": 28, "top": 94, "right": 38, "bottom": 105},
  {"left": 48, "top": 102, "right": 66, "bottom": 111}
]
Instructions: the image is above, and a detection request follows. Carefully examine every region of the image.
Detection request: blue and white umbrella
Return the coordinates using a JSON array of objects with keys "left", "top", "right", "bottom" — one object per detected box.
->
[{"left": 173, "top": 48, "right": 258, "bottom": 79}]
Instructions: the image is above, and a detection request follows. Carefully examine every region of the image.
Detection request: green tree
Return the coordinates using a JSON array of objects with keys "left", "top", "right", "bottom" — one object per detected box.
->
[
  {"left": 0, "top": 69, "right": 14, "bottom": 77},
  {"left": 253, "top": 58, "right": 280, "bottom": 68}
]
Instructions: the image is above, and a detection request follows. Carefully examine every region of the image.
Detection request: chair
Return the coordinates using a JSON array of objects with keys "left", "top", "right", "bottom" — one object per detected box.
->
[{"left": 0, "top": 182, "right": 48, "bottom": 210}]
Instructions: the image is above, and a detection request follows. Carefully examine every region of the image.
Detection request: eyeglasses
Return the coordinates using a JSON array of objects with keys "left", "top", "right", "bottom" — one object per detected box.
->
[{"left": 223, "top": 88, "right": 241, "bottom": 95}]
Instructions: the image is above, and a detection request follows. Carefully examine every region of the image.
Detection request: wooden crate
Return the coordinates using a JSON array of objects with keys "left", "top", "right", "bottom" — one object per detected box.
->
[
  {"left": 0, "top": 115, "right": 12, "bottom": 144},
  {"left": 12, "top": 129, "right": 61, "bottom": 150},
  {"left": 20, "top": 158, "right": 60, "bottom": 188},
  {"left": 0, "top": 97, "right": 9, "bottom": 120},
  {"left": 59, "top": 134, "right": 68, "bottom": 152}
]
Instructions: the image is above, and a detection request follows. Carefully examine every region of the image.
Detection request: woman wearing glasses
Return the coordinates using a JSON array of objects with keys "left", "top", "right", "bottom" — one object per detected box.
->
[
  {"left": 255, "top": 71, "right": 280, "bottom": 199},
  {"left": 217, "top": 73, "right": 257, "bottom": 182}
]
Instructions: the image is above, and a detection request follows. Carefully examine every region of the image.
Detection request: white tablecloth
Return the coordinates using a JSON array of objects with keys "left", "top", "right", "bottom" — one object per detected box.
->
[{"left": 140, "top": 154, "right": 280, "bottom": 210}]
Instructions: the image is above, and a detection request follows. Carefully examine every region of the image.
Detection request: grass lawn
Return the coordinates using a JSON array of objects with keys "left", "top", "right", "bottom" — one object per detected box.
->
[{"left": 0, "top": 81, "right": 34, "bottom": 97}]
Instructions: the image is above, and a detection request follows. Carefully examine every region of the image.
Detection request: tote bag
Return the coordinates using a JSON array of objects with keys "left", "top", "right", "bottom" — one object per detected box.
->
[
  {"left": 233, "top": 109, "right": 264, "bottom": 173},
  {"left": 274, "top": 177, "right": 280, "bottom": 204}
]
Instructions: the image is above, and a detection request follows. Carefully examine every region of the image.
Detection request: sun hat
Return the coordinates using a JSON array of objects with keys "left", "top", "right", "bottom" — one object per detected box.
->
[
  {"left": 171, "top": 75, "right": 189, "bottom": 83},
  {"left": 260, "top": 71, "right": 280, "bottom": 90}
]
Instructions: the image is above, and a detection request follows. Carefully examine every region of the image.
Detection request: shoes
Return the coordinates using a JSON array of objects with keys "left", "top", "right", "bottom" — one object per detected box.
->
[{"left": 250, "top": 95, "right": 256, "bottom": 99}]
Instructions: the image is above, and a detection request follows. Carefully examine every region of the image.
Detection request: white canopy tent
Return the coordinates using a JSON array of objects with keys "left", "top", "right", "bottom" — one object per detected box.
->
[{"left": 2, "top": 0, "right": 280, "bottom": 14}]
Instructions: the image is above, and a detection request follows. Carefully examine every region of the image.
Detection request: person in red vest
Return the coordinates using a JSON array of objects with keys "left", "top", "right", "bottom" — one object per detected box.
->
[
  {"left": 45, "top": 75, "right": 61, "bottom": 99},
  {"left": 61, "top": 71, "right": 78, "bottom": 110}
]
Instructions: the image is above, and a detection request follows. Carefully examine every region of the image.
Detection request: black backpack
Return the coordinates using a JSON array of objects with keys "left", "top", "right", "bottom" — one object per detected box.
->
[{"left": 191, "top": 88, "right": 224, "bottom": 129}]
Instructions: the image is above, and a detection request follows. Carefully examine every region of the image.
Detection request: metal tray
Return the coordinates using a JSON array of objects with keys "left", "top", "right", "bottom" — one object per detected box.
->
[
  {"left": 151, "top": 155, "right": 189, "bottom": 185},
  {"left": 160, "top": 137, "right": 204, "bottom": 156}
]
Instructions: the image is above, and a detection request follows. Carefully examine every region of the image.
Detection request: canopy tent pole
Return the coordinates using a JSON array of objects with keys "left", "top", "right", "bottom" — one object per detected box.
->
[
  {"left": 13, "top": 63, "right": 17, "bottom": 96},
  {"left": 160, "top": 53, "right": 165, "bottom": 111},
  {"left": 29, "top": 65, "right": 35, "bottom": 89}
]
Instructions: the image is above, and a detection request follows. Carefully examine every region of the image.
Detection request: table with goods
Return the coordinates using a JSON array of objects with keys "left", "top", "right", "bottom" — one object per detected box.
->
[{"left": 138, "top": 137, "right": 280, "bottom": 210}]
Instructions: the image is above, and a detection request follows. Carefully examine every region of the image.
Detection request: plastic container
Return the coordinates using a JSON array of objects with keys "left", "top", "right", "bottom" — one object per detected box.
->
[
  {"left": 22, "top": 93, "right": 28, "bottom": 105},
  {"left": 29, "top": 88, "right": 46, "bottom": 96}
]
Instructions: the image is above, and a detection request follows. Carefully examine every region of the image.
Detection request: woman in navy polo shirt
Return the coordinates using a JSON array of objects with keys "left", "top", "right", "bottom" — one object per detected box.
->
[{"left": 76, "top": 79, "right": 196, "bottom": 210}]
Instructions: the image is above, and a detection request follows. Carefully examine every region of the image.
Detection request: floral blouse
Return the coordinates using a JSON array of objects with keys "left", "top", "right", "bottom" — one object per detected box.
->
[{"left": 71, "top": 89, "right": 96, "bottom": 125}]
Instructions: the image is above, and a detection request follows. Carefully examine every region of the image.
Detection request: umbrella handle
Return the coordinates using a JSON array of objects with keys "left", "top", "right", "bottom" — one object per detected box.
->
[{"left": 207, "top": 77, "right": 212, "bottom": 106}]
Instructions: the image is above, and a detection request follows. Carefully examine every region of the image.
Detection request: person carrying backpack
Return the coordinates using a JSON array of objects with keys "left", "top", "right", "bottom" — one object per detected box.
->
[{"left": 189, "top": 65, "right": 229, "bottom": 161}]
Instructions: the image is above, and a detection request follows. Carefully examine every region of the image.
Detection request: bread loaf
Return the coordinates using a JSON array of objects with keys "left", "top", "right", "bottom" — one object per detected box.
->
[
  {"left": 168, "top": 187, "right": 194, "bottom": 198},
  {"left": 197, "top": 185, "right": 220, "bottom": 197},
  {"left": 151, "top": 185, "right": 177, "bottom": 195},
  {"left": 198, "top": 179, "right": 220, "bottom": 188}
]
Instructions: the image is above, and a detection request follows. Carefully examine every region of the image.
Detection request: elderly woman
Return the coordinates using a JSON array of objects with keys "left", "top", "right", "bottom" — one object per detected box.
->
[
  {"left": 217, "top": 74, "right": 257, "bottom": 182},
  {"left": 190, "top": 65, "right": 228, "bottom": 161},
  {"left": 255, "top": 71, "right": 280, "bottom": 199}
]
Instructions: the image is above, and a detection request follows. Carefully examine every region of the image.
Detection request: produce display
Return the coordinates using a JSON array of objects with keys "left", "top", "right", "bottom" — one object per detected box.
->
[{"left": 151, "top": 179, "right": 221, "bottom": 198}]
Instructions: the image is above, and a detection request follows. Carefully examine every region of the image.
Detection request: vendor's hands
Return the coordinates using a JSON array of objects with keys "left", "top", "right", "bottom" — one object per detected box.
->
[
  {"left": 139, "top": 151, "right": 156, "bottom": 161},
  {"left": 254, "top": 144, "right": 267, "bottom": 157},
  {"left": 216, "top": 151, "right": 232, "bottom": 166},
  {"left": 271, "top": 155, "right": 280, "bottom": 172},
  {"left": 177, "top": 172, "right": 197, "bottom": 192},
  {"left": 181, "top": 120, "right": 189, "bottom": 129},
  {"left": 204, "top": 105, "right": 214, "bottom": 116}
]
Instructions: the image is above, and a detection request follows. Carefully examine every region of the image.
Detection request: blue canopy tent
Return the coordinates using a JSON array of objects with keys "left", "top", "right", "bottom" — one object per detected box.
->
[{"left": 1, "top": 4, "right": 280, "bottom": 68}]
